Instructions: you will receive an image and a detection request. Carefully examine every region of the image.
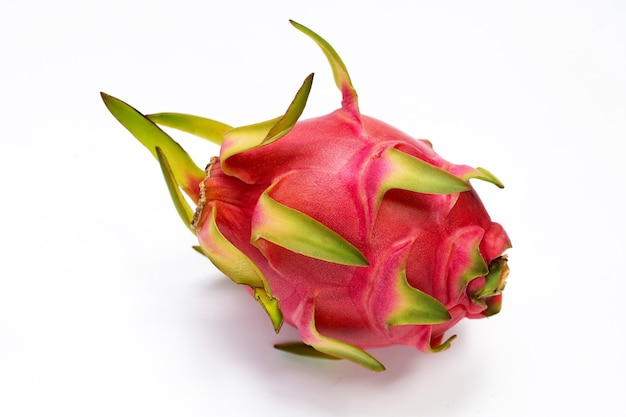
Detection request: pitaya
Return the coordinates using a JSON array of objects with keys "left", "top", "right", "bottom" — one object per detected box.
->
[{"left": 101, "top": 20, "right": 510, "bottom": 371}]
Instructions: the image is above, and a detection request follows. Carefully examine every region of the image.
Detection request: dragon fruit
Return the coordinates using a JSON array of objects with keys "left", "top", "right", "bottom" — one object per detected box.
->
[{"left": 101, "top": 20, "right": 510, "bottom": 371}]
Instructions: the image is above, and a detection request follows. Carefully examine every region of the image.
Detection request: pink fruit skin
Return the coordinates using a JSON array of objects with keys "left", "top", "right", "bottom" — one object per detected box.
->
[{"left": 194, "top": 106, "right": 511, "bottom": 352}]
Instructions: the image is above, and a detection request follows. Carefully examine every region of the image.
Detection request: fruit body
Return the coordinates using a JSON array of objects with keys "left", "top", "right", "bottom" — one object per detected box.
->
[{"left": 102, "top": 21, "right": 510, "bottom": 371}]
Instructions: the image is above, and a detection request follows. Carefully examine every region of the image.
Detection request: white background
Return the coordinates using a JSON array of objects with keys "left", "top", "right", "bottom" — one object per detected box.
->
[{"left": 1, "top": 0, "right": 625, "bottom": 416}]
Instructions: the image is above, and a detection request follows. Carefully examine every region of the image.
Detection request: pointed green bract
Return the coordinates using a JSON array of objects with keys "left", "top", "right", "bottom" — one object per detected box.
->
[
  {"left": 458, "top": 240, "right": 490, "bottom": 291},
  {"left": 251, "top": 191, "right": 369, "bottom": 267},
  {"left": 155, "top": 147, "right": 195, "bottom": 234},
  {"left": 386, "top": 265, "right": 451, "bottom": 326},
  {"left": 101, "top": 92, "right": 205, "bottom": 202},
  {"left": 294, "top": 298, "right": 385, "bottom": 371},
  {"left": 220, "top": 74, "right": 314, "bottom": 165},
  {"left": 253, "top": 287, "right": 283, "bottom": 332},
  {"left": 464, "top": 166, "right": 504, "bottom": 188},
  {"left": 263, "top": 73, "right": 313, "bottom": 144},
  {"left": 430, "top": 335, "right": 457, "bottom": 353},
  {"left": 221, "top": 117, "right": 281, "bottom": 162},
  {"left": 380, "top": 147, "right": 470, "bottom": 198},
  {"left": 192, "top": 245, "right": 207, "bottom": 257},
  {"left": 310, "top": 335, "right": 384, "bottom": 371},
  {"left": 290, "top": 20, "right": 358, "bottom": 112},
  {"left": 201, "top": 205, "right": 266, "bottom": 290},
  {"left": 274, "top": 342, "right": 342, "bottom": 360},
  {"left": 475, "top": 256, "right": 508, "bottom": 299},
  {"left": 147, "top": 112, "right": 232, "bottom": 145},
  {"left": 200, "top": 205, "right": 283, "bottom": 330}
]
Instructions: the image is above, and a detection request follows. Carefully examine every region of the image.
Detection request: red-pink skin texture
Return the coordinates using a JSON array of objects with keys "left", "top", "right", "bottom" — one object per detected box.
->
[{"left": 195, "top": 107, "right": 510, "bottom": 351}]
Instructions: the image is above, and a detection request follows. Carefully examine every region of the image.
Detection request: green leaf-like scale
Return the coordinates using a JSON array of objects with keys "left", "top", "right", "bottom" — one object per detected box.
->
[
  {"left": 252, "top": 191, "right": 369, "bottom": 267},
  {"left": 147, "top": 112, "right": 232, "bottom": 145},
  {"left": 100, "top": 92, "right": 204, "bottom": 202},
  {"left": 154, "top": 147, "right": 195, "bottom": 234},
  {"left": 263, "top": 73, "right": 313, "bottom": 145},
  {"left": 290, "top": 20, "right": 359, "bottom": 113},
  {"left": 274, "top": 342, "right": 342, "bottom": 360}
]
